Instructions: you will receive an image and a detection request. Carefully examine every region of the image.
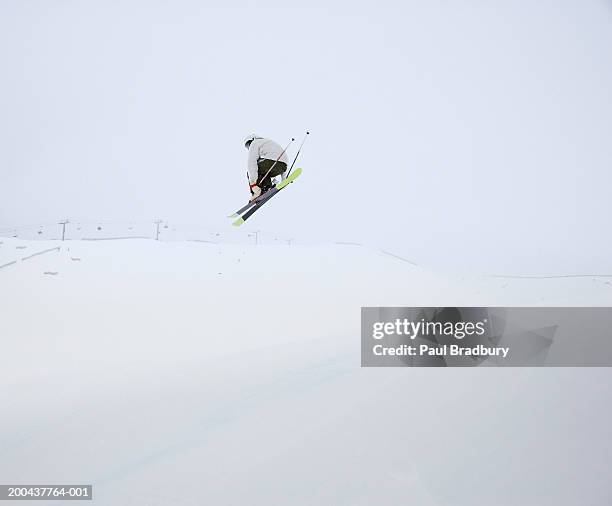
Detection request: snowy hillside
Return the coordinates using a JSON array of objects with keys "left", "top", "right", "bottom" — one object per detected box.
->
[{"left": 1, "top": 238, "right": 611, "bottom": 505}]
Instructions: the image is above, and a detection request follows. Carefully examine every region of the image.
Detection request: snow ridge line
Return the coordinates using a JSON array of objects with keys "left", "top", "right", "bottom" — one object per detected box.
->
[
  {"left": 81, "top": 236, "right": 150, "bottom": 241},
  {"left": 379, "top": 249, "right": 419, "bottom": 266},
  {"left": 0, "top": 246, "right": 61, "bottom": 270},
  {"left": 333, "top": 241, "right": 363, "bottom": 247},
  {"left": 488, "top": 274, "right": 612, "bottom": 280},
  {"left": 21, "top": 246, "right": 60, "bottom": 261}
]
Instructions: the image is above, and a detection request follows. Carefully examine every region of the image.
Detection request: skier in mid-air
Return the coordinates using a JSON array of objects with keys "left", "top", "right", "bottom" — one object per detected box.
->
[
  {"left": 243, "top": 134, "right": 288, "bottom": 201},
  {"left": 228, "top": 131, "right": 307, "bottom": 225}
]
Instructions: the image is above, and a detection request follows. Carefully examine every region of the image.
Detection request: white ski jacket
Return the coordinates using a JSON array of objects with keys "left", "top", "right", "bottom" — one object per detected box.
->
[{"left": 247, "top": 138, "right": 289, "bottom": 184}]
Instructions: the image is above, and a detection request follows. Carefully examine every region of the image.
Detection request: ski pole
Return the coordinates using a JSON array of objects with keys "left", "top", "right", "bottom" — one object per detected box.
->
[
  {"left": 256, "top": 138, "right": 295, "bottom": 187},
  {"left": 286, "top": 131, "right": 309, "bottom": 178}
]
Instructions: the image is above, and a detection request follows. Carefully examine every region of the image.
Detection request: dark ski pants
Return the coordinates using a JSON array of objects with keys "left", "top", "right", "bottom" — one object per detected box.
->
[{"left": 257, "top": 159, "right": 287, "bottom": 190}]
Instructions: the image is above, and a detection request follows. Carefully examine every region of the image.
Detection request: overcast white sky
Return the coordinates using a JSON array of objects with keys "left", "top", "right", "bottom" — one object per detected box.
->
[{"left": 1, "top": 0, "right": 611, "bottom": 273}]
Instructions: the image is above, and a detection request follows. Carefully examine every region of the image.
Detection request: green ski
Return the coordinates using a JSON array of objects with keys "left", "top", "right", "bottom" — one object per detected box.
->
[{"left": 232, "top": 168, "right": 302, "bottom": 227}]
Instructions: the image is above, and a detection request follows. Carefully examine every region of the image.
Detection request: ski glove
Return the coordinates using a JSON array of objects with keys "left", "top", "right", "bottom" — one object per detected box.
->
[{"left": 249, "top": 184, "right": 261, "bottom": 201}]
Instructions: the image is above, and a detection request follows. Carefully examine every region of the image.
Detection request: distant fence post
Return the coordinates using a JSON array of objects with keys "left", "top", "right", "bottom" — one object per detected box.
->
[
  {"left": 154, "top": 220, "right": 162, "bottom": 241},
  {"left": 59, "top": 220, "right": 69, "bottom": 241}
]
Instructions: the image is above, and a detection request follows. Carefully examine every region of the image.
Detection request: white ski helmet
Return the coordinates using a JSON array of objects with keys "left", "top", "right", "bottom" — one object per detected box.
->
[{"left": 244, "top": 133, "right": 260, "bottom": 148}]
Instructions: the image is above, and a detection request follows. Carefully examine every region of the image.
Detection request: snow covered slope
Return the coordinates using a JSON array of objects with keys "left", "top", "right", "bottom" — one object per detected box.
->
[{"left": 1, "top": 238, "right": 611, "bottom": 506}]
